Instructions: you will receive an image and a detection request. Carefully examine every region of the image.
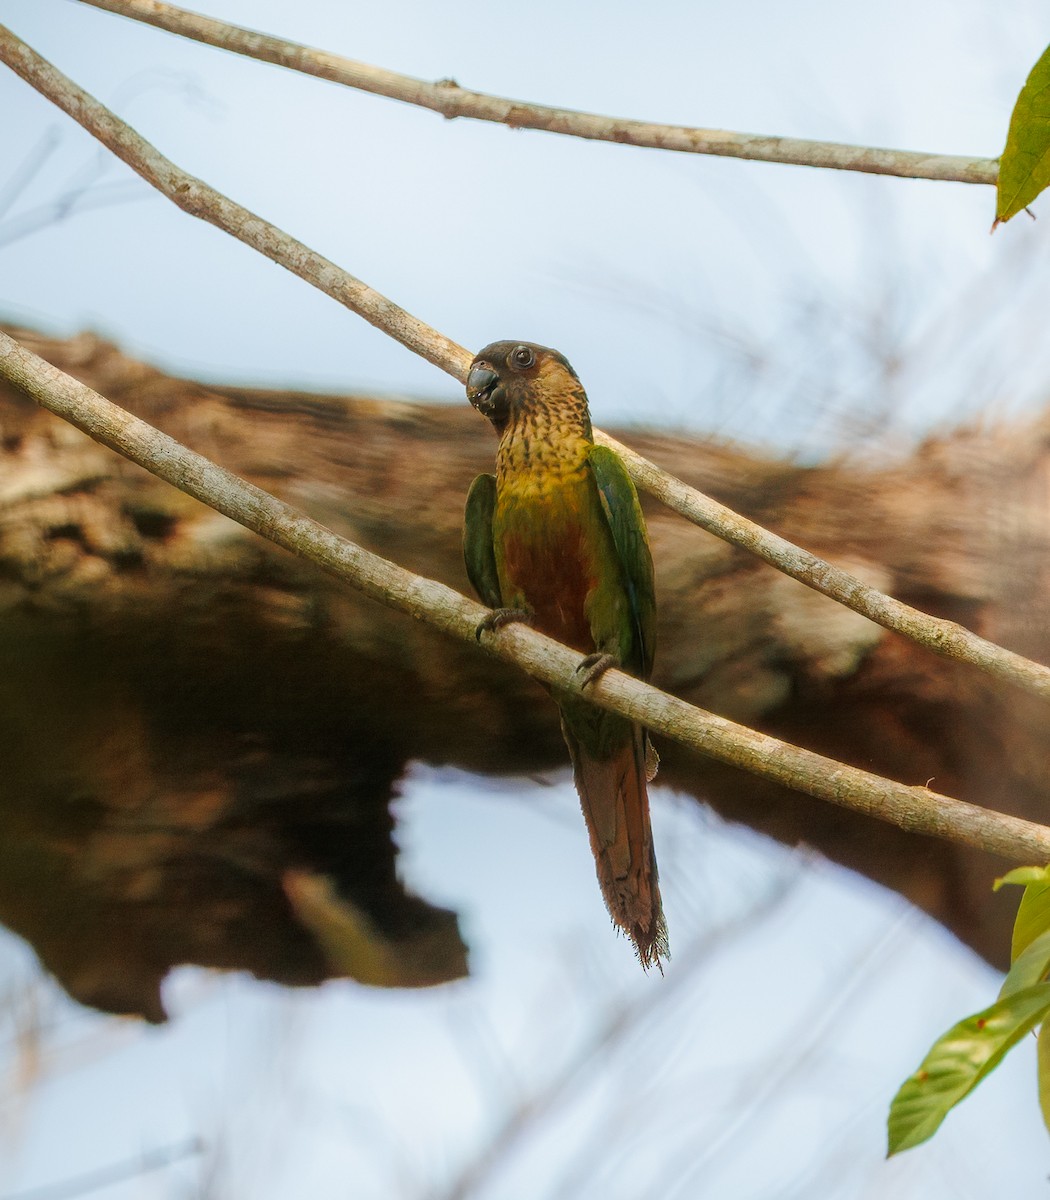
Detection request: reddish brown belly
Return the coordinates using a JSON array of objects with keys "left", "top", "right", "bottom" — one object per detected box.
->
[{"left": 500, "top": 518, "right": 597, "bottom": 655}]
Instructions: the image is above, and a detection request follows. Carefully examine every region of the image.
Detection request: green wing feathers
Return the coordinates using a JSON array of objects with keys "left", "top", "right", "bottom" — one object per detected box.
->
[
  {"left": 586, "top": 445, "right": 656, "bottom": 680},
  {"left": 576, "top": 446, "right": 666, "bottom": 966},
  {"left": 463, "top": 473, "right": 502, "bottom": 610}
]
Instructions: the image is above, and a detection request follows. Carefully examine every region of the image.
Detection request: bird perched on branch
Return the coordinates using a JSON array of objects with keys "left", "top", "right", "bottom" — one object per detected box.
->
[{"left": 463, "top": 340, "right": 668, "bottom": 969}]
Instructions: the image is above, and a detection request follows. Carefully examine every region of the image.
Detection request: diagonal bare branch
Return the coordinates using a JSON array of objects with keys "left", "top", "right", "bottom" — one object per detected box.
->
[
  {"left": 597, "top": 435, "right": 1050, "bottom": 699},
  {"left": 0, "top": 23, "right": 1047, "bottom": 708},
  {"left": 75, "top": 0, "right": 998, "bottom": 186},
  {"left": 2, "top": 327, "right": 1050, "bottom": 865}
]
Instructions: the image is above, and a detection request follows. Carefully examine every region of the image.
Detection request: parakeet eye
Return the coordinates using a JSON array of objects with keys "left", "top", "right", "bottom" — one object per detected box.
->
[{"left": 510, "top": 345, "right": 535, "bottom": 369}]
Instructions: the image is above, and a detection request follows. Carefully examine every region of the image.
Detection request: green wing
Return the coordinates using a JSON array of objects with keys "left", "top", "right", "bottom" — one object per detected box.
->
[
  {"left": 463, "top": 473, "right": 503, "bottom": 609},
  {"left": 586, "top": 445, "right": 656, "bottom": 680}
]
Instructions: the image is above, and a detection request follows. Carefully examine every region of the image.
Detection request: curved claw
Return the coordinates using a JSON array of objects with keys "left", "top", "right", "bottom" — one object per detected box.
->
[
  {"left": 575, "top": 652, "right": 619, "bottom": 689},
  {"left": 475, "top": 607, "right": 534, "bottom": 642}
]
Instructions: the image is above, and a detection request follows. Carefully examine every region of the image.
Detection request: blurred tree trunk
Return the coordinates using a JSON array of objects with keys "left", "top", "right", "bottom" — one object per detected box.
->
[{"left": 1, "top": 326, "right": 1046, "bottom": 1018}]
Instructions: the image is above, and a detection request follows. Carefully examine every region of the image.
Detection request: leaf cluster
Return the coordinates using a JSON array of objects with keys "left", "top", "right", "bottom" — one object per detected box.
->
[
  {"left": 996, "top": 43, "right": 1050, "bottom": 224},
  {"left": 888, "top": 867, "right": 1050, "bottom": 1154}
]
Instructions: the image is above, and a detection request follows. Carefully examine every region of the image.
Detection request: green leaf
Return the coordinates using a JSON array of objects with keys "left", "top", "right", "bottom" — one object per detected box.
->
[
  {"left": 1038, "top": 1019, "right": 1050, "bottom": 1135},
  {"left": 887, "top": 983, "right": 1050, "bottom": 1155},
  {"left": 991, "top": 867, "right": 1050, "bottom": 961},
  {"left": 1013, "top": 883, "right": 1050, "bottom": 962},
  {"left": 994, "top": 865, "right": 1050, "bottom": 891},
  {"left": 996, "top": 43, "right": 1050, "bottom": 224},
  {"left": 1000, "top": 927, "right": 1050, "bottom": 999}
]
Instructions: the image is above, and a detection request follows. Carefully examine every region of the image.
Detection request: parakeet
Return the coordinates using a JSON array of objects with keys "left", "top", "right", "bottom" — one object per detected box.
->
[{"left": 463, "top": 340, "right": 668, "bottom": 969}]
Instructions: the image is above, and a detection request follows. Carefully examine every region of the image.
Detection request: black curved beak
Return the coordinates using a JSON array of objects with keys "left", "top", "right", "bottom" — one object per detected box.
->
[{"left": 466, "top": 363, "right": 499, "bottom": 413}]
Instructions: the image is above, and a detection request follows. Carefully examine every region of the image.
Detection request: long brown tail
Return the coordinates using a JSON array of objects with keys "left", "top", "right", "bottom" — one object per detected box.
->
[{"left": 562, "top": 720, "right": 669, "bottom": 970}]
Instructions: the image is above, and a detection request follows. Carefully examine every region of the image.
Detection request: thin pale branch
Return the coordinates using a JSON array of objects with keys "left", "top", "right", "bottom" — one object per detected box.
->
[
  {"left": 0, "top": 24, "right": 1048, "bottom": 706},
  {"left": 2, "top": 328, "right": 1050, "bottom": 867},
  {"left": 598, "top": 435, "right": 1050, "bottom": 700},
  {"left": 75, "top": 0, "right": 998, "bottom": 186}
]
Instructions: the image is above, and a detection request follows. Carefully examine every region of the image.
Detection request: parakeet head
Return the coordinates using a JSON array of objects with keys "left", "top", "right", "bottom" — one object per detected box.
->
[{"left": 466, "top": 341, "right": 584, "bottom": 435}]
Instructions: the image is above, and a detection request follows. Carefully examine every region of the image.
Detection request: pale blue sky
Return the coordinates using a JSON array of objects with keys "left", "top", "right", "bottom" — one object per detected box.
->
[
  {"left": 1, "top": 0, "right": 1047, "bottom": 444},
  {"left": 0, "top": 1, "right": 1048, "bottom": 1196}
]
